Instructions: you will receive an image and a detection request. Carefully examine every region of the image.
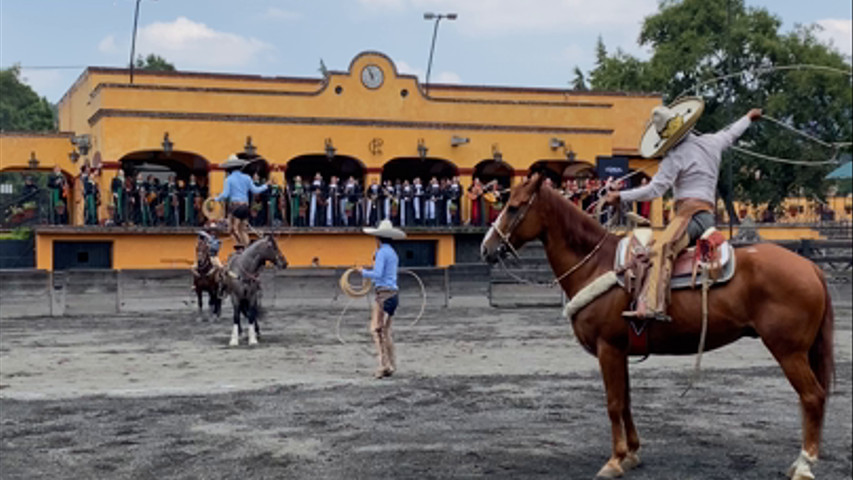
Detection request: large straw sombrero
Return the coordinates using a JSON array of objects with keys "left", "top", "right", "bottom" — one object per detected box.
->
[
  {"left": 363, "top": 219, "right": 406, "bottom": 240},
  {"left": 220, "top": 154, "right": 249, "bottom": 171},
  {"left": 639, "top": 97, "right": 705, "bottom": 158},
  {"left": 202, "top": 198, "right": 224, "bottom": 220}
]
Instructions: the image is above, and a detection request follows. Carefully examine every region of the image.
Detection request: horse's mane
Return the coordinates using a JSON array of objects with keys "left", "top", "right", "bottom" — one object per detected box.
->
[{"left": 538, "top": 185, "right": 619, "bottom": 270}]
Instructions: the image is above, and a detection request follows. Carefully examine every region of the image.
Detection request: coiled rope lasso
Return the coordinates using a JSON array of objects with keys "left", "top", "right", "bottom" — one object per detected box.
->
[{"left": 335, "top": 267, "right": 427, "bottom": 347}]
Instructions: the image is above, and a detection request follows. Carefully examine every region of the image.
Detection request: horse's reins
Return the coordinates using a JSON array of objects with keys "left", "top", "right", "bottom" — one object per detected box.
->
[{"left": 493, "top": 190, "right": 611, "bottom": 288}]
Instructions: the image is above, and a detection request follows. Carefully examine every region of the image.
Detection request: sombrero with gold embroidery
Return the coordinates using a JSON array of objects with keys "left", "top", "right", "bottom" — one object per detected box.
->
[{"left": 639, "top": 97, "right": 705, "bottom": 158}]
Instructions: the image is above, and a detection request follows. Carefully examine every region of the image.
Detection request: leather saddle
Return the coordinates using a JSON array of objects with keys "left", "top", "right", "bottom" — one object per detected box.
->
[{"left": 614, "top": 227, "right": 736, "bottom": 291}]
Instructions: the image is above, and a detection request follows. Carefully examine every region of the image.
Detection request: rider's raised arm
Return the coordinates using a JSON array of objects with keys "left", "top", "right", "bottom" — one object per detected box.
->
[
  {"left": 620, "top": 156, "right": 678, "bottom": 204},
  {"left": 705, "top": 114, "right": 753, "bottom": 154}
]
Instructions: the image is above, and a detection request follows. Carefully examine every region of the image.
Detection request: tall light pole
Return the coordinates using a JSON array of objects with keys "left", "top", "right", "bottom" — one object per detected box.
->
[
  {"left": 423, "top": 12, "right": 457, "bottom": 96},
  {"left": 129, "top": 0, "right": 143, "bottom": 84}
]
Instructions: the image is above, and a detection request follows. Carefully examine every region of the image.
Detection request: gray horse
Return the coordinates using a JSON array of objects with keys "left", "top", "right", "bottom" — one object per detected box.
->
[{"left": 219, "top": 234, "right": 288, "bottom": 346}]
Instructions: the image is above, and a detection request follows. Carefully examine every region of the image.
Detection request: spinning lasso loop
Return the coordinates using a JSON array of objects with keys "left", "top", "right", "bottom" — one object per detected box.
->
[
  {"left": 677, "top": 63, "right": 853, "bottom": 166},
  {"left": 335, "top": 267, "right": 428, "bottom": 348}
]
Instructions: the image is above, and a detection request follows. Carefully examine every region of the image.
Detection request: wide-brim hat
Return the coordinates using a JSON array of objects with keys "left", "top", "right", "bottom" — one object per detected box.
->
[
  {"left": 363, "top": 219, "right": 406, "bottom": 240},
  {"left": 639, "top": 97, "right": 705, "bottom": 158},
  {"left": 221, "top": 154, "right": 249, "bottom": 171}
]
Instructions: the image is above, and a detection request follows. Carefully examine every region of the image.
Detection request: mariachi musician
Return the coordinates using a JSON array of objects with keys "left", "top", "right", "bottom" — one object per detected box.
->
[
  {"left": 446, "top": 176, "right": 462, "bottom": 226},
  {"left": 425, "top": 177, "right": 441, "bottom": 226},
  {"left": 47, "top": 165, "right": 68, "bottom": 224},
  {"left": 365, "top": 178, "right": 380, "bottom": 226},
  {"left": 326, "top": 175, "right": 340, "bottom": 227},
  {"left": 309, "top": 172, "right": 324, "bottom": 227},
  {"left": 110, "top": 170, "right": 126, "bottom": 225},
  {"left": 184, "top": 174, "right": 200, "bottom": 227}
]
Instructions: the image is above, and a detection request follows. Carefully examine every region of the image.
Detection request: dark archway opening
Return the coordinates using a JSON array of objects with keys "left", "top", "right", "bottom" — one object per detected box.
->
[
  {"left": 473, "top": 160, "right": 514, "bottom": 189},
  {"left": 382, "top": 157, "right": 458, "bottom": 183},
  {"left": 119, "top": 150, "right": 209, "bottom": 183},
  {"left": 285, "top": 155, "right": 365, "bottom": 185}
]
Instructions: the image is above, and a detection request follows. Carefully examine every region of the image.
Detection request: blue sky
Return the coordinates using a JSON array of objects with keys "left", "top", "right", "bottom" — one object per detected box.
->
[{"left": 1, "top": 0, "right": 851, "bottom": 102}]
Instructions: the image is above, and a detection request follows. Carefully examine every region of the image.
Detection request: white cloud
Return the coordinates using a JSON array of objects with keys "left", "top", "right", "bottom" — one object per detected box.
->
[
  {"left": 98, "top": 34, "right": 119, "bottom": 54},
  {"left": 135, "top": 17, "right": 273, "bottom": 69},
  {"left": 264, "top": 7, "right": 301, "bottom": 21},
  {"left": 434, "top": 71, "right": 461, "bottom": 83},
  {"left": 358, "top": 0, "right": 406, "bottom": 10},
  {"left": 362, "top": 0, "right": 656, "bottom": 35},
  {"left": 815, "top": 19, "right": 852, "bottom": 57},
  {"left": 394, "top": 60, "right": 459, "bottom": 83}
]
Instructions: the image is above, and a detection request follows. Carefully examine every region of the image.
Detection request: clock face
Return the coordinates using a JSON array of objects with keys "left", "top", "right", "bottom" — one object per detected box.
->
[{"left": 361, "top": 64, "right": 384, "bottom": 89}]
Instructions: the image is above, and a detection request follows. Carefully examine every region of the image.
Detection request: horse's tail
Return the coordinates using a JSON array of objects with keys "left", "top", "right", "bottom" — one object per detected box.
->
[{"left": 810, "top": 267, "right": 835, "bottom": 394}]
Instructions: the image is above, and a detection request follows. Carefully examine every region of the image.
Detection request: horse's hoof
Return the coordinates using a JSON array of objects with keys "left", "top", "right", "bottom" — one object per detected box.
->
[
  {"left": 621, "top": 451, "right": 641, "bottom": 471},
  {"left": 594, "top": 460, "right": 624, "bottom": 479},
  {"left": 228, "top": 338, "right": 239, "bottom": 347}
]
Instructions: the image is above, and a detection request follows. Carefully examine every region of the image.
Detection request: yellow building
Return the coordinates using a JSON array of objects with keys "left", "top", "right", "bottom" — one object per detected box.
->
[{"left": 2, "top": 51, "right": 666, "bottom": 270}]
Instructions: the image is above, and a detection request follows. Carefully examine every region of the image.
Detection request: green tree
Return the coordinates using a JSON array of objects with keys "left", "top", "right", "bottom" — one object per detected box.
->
[
  {"left": 135, "top": 54, "right": 176, "bottom": 72},
  {"left": 582, "top": 0, "right": 852, "bottom": 213},
  {"left": 570, "top": 66, "right": 588, "bottom": 90},
  {"left": 0, "top": 65, "right": 56, "bottom": 132}
]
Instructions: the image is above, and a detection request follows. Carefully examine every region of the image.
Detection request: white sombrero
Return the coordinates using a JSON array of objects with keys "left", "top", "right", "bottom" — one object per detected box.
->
[
  {"left": 363, "top": 219, "right": 406, "bottom": 240},
  {"left": 220, "top": 154, "right": 249, "bottom": 171},
  {"left": 639, "top": 97, "right": 705, "bottom": 158}
]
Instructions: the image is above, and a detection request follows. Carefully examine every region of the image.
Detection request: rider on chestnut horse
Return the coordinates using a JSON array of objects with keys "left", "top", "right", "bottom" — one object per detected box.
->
[{"left": 604, "top": 98, "right": 763, "bottom": 321}]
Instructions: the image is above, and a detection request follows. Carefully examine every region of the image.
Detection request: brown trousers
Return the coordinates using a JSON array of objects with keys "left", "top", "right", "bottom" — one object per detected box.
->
[
  {"left": 370, "top": 289, "right": 396, "bottom": 374},
  {"left": 638, "top": 199, "right": 713, "bottom": 317}
]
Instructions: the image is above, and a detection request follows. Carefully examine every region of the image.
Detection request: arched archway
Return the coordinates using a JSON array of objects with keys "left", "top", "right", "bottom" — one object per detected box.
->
[
  {"left": 530, "top": 160, "right": 596, "bottom": 185},
  {"left": 381, "top": 157, "right": 458, "bottom": 183},
  {"left": 285, "top": 154, "right": 365, "bottom": 184},
  {"left": 119, "top": 150, "right": 210, "bottom": 183},
  {"left": 473, "top": 160, "right": 514, "bottom": 189}
]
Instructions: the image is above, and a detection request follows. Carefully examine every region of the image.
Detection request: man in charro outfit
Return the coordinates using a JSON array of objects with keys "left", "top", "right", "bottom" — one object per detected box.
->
[
  {"left": 215, "top": 155, "right": 268, "bottom": 250},
  {"left": 605, "top": 97, "right": 762, "bottom": 320},
  {"left": 358, "top": 219, "right": 406, "bottom": 379}
]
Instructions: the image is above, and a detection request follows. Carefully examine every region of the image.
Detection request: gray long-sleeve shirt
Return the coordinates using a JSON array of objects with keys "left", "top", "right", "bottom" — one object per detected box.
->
[{"left": 621, "top": 115, "right": 753, "bottom": 206}]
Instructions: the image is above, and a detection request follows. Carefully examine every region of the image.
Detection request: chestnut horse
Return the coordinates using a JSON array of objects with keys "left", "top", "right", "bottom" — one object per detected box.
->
[
  {"left": 481, "top": 173, "right": 833, "bottom": 480},
  {"left": 192, "top": 238, "right": 222, "bottom": 321}
]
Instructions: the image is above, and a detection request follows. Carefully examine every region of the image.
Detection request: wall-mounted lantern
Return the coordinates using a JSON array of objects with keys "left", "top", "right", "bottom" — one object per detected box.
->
[
  {"left": 417, "top": 138, "right": 428, "bottom": 160},
  {"left": 71, "top": 134, "right": 91, "bottom": 156},
  {"left": 324, "top": 138, "right": 336, "bottom": 160},
  {"left": 244, "top": 136, "right": 257, "bottom": 157},
  {"left": 68, "top": 150, "right": 80, "bottom": 163},
  {"left": 492, "top": 143, "right": 503, "bottom": 163},
  {"left": 549, "top": 137, "right": 565, "bottom": 150},
  {"left": 451, "top": 136, "right": 469, "bottom": 147},
  {"left": 161, "top": 132, "right": 174, "bottom": 155},
  {"left": 27, "top": 151, "right": 40, "bottom": 170}
]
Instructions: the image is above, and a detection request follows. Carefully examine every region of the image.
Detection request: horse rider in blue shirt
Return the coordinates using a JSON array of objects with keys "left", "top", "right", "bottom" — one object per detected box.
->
[
  {"left": 359, "top": 219, "right": 406, "bottom": 378},
  {"left": 215, "top": 155, "right": 269, "bottom": 250}
]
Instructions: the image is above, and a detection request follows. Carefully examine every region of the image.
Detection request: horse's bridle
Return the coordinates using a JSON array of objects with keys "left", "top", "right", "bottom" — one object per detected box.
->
[{"left": 490, "top": 192, "right": 538, "bottom": 260}]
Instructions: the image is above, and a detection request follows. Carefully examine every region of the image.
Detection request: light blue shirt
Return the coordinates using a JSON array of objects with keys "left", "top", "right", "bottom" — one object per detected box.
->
[
  {"left": 362, "top": 243, "right": 399, "bottom": 291},
  {"left": 215, "top": 171, "right": 268, "bottom": 203}
]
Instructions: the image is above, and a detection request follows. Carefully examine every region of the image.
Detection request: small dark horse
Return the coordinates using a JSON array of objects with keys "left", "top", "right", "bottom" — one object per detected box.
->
[
  {"left": 192, "top": 238, "right": 222, "bottom": 320},
  {"left": 481, "top": 173, "right": 834, "bottom": 480},
  {"left": 220, "top": 234, "right": 288, "bottom": 346}
]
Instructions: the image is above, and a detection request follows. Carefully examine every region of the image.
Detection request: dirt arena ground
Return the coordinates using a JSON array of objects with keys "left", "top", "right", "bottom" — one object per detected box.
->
[{"left": 1, "top": 302, "right": 851, "bottom": 479}]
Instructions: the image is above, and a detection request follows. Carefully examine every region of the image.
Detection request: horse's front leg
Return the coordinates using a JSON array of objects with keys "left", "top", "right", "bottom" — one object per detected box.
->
[
  {"left": 229, "top": 296, "right": 241, "bottom": 347},
  {"left": 246, "top": 296, "right": 259, "bottom": 346},
  {"left": 595, "top": 340, "right": 631, "bottom": 479}
]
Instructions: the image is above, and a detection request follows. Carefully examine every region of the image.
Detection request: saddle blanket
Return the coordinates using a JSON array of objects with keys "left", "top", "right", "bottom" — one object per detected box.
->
[{"left": 613, "top": 229, "right": 736, "bottom": 290}]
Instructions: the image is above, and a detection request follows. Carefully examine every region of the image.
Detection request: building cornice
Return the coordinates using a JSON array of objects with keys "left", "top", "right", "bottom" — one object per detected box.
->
[{"left": 88, "top": 109, "right": 614, "bottom": 135}]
